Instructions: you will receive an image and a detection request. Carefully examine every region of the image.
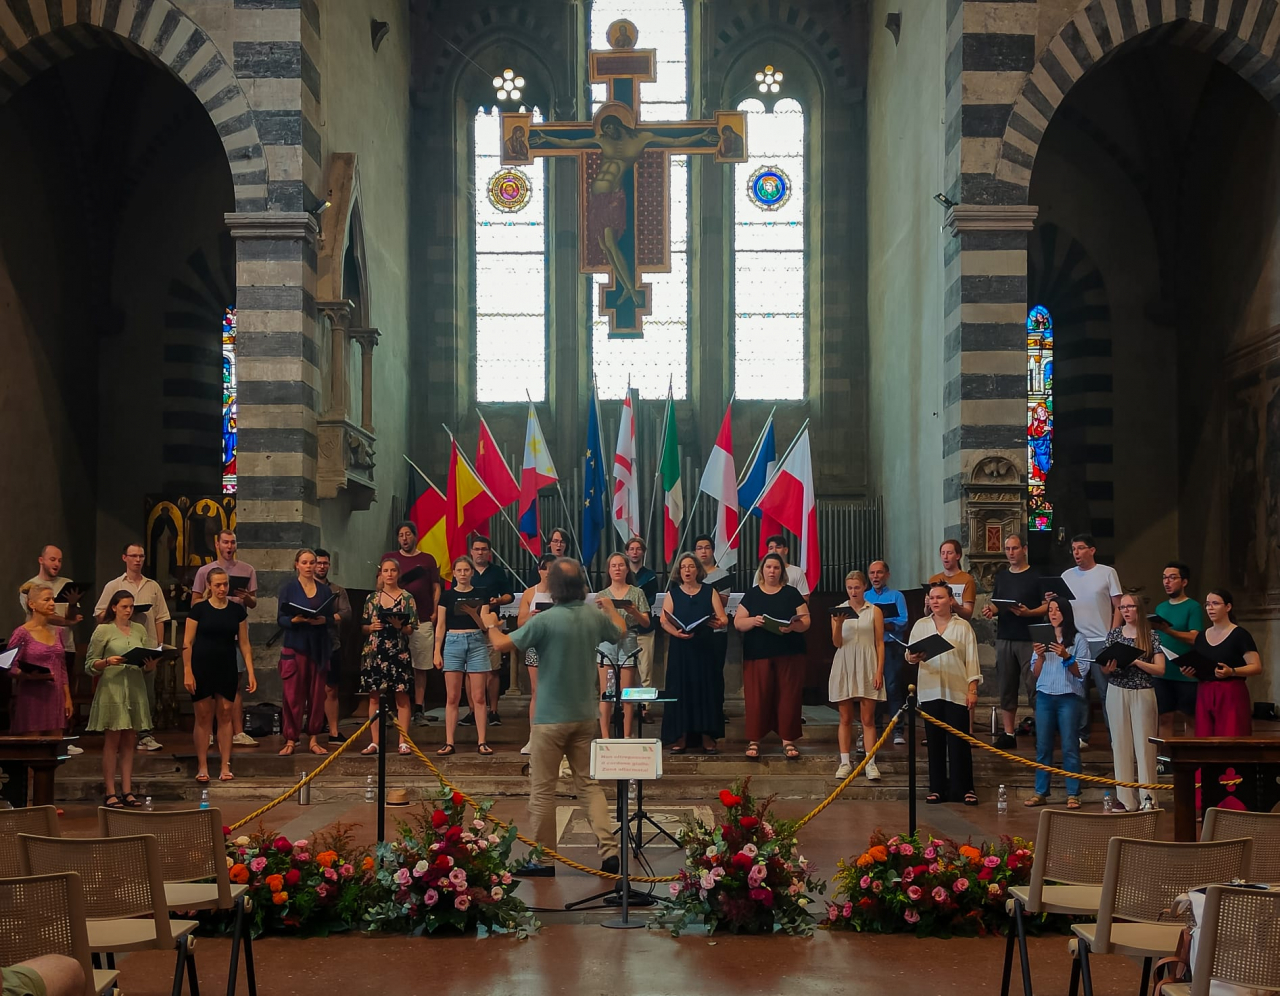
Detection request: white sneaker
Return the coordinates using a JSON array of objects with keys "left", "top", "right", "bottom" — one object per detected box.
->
[
  {"left": 65, "top": 744, "right": 84, "bottom": 755},
  {"left": 520, "top": 742, "right": 532, "bottom": 756},
  {"left": 893, "top": 731, "right": 906, "bottom": 745},
  {"left": 136, "top": 735, "right": 162, "bottom": 751},
  {"left": 232, "top": 732, "right": 259, "bottom": 746},
  {"left": 865, "top": 759, "right": 882, "bottom": 782},
  {"left": 834, "top": 762, "right": 853, "bottom": 779}
]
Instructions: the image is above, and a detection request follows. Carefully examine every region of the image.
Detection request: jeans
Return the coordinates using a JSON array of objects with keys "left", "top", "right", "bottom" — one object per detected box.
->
[
  {"left": 1034, "top": 692, "right": 1082, "bottom": 797},
  {"left": 1078, "top": 640, "right": 1111, "bottom": 742},
  {"left": 882, "top": 640, "right": 908, "bottom": 719}
]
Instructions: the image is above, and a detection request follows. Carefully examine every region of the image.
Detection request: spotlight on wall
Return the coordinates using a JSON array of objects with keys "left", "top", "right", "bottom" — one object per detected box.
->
[
  {"left": 311, "top": 199, "right": 332, "bottom": 219},
  {"left": 885, "top": 12, "right": 902, "bottom": 45},
  {"left": 370, "top": 19, "right": 389, "bottom": 52},
  {"left": 933, "top": 192, "right": 957, "bottom": 209}
]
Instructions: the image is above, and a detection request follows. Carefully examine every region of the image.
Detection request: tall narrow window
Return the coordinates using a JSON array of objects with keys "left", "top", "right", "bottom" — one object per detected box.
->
[
  {"left": 734, "top": 97, "right": 805, "bottom": 400},
  {"left": 474, "top": 105, "right": 547, "bottom": 402},
  {"left": 590, "top": 0, "right": 689, "bottom": 400},
  {"left": 1027, "top": 304, "right": 1053, "bottom": 530},
  {"left": 222, "top": 306, "right": 237, "bottom": 494}
]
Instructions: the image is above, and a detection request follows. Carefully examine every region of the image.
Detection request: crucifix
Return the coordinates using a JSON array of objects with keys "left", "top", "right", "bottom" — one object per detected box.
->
[{"left": 499, "top": 19, "right": 747, "bottom": 338}]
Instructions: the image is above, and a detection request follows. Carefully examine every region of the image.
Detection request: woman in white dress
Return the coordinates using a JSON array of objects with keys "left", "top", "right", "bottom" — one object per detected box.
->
[{"left": 829, "top": 570, "right": 884, "bottom": 781}]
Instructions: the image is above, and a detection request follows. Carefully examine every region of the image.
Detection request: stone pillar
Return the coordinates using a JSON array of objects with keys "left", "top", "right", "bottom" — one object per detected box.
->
[
  {"left": 318, "top": 301, "right": 352, "bottom": 420},
  {"left": 225, "top": 210, "right": 321, "bottom": 677},
  {"left": 942, "top": 204, "right": 1037, "bottom": 546},
  {"left": 350, "top": 328, "right": 381, "bottom": 434}
]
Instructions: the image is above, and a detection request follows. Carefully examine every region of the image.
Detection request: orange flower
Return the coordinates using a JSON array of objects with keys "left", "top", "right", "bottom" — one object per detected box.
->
[
  {"left": 316, "top": 851, "right": 338, "bottom": 869},
  {"left": 361, "top": 856, "right": 375, "bottom": 872},
  {"left": 272, "top": 890, "right": 289, "bottom": 905},
  {"left": 959, "top": 845, "right": 982, "bottom": 863},
  {"left": 868, "top": 846, "right": 889, "bottom": 863},
  {"left": 265, "top": 874, "right": 284, "bottom": 893},
  {"left": 855, "top": 852, "right": 873, "bottom": 869},
  {"left": 229, "top": 863, "right": 249, "bottom": 884}
]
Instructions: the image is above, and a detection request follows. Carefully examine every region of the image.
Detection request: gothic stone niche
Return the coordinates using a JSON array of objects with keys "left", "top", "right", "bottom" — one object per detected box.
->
[
  {"left": 316, "top": 298, "right": 379, "bottom": 510},
  {"left": 1224, "top": 351, "right": 1280, "bottom": 610},
  {"left": 963, "top": 456, "right": 1023, "bottom": 592}
]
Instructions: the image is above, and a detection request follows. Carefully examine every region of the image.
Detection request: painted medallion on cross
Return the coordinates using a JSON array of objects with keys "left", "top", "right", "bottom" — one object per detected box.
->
[{"left": 499, "top": 19, "right": 747, "bottom": 337}]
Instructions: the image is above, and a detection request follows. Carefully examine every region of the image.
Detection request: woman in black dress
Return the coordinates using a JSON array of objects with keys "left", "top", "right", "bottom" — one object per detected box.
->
[
  {"left": 183, "top": 567, "right": 256, "bottom": 783},
  {"left": 660, "top": 553, "right": 729, "bottom": 754}
]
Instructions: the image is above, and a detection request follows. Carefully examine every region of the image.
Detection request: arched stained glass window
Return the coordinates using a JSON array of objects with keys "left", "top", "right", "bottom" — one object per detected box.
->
[
  {"left": 1027, "top": 304, "right": 1053, "bottom": 531},
  {"left": 474, "top": 105, "right": 548, "bottom": 403},
  {"left": 589, "top": 0, "right": 689, "bottom": 400},
  {"left": 222, "top": 306, "right": 237, "bottom": 494},
  {"left": 734, "top": 97, "right": 805, "bottom": 400}
]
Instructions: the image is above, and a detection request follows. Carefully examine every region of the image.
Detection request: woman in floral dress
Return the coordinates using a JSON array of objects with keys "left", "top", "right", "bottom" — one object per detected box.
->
[{"left": 359, "top": 557, "right": 418, "bottom": 755}]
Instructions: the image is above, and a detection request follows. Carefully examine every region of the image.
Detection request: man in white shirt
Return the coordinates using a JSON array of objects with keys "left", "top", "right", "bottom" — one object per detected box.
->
[
  {"left": 94, "top": 542, "right": 172, "bottom": 751},
  {"left": 20, "top": 545, "right": 82, "bottom": 646},
  {"left": 1052, "top": 533, "right": 1122, "bottom": 749},
  {"left": 756, "top": 535, "right": 811, "bottom": 601}
]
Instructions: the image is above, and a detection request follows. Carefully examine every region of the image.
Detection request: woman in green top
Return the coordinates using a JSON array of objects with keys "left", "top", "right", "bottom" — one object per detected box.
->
[
  {"left": 595, "top": 552, "right": 650, "bottom": 739},
  {"left": 85, "top": 590, "right": 159, "bottom": 808}
]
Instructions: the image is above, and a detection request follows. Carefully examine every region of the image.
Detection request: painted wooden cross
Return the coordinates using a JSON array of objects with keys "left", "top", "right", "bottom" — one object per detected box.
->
[{"left": 500, "top": 19, "right": 747, "bottom": 338}]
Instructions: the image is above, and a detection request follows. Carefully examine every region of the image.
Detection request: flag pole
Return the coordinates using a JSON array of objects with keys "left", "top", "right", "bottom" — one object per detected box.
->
[
  {"left": 736, "top": 405, "right": 777, "bottom": 488},
  {"left": 669, "top": 392, "right": 735, "bottom": 567},
  {"left": 721, "top": 417, "right": 810, "bottom": 552},
  {"left": 403, "top": 455, "right": 443, "bottom": 495},
  {"left": 441, "top": 423, "right": 538, "bottom": 564},
  {"left": 523, "top": 390, "right": 581, "bottom": 560},
  {"left": 475, "top": 407, "right": 536, "bottom": 569}
]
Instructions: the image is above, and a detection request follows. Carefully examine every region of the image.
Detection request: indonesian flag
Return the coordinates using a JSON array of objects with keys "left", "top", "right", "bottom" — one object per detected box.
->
[
  {"left": 518, "top": 404, "right": 558, "bottom": 556},
  {"left": 611, "top": 390, "right": 641, "bottom": 543},
  {"left": 446, "top": 440, "right": 500, "bottom": 563},
  {"left": 698, "top": 403, "right": 738, "bottom": 569},
  {"left": 473, "top": 416, "right": 519, "bottom": 538},
  {"left": 757, "top": 427, "right": 819, "bottom": 590},
  {"left": 660, "top": 398, "right": 683, "bottom": 562}
]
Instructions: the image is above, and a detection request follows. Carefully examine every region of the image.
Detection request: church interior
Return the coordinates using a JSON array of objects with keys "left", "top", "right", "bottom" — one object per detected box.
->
[{"left": 2, "top": 0, "right": 1280, "bottom": 991}]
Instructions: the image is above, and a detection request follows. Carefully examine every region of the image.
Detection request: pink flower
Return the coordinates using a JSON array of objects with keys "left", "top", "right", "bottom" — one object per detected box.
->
[
  {"left": 296, "top": 853, "right": 311, "bottom": 863},
  {"left": 437, "top": 877, "right": 450, "bottom": 889},
  {"left": 842, "top": 901, "right": 853, "bottom": 918},
  {"left": 761, "top": 822, "right": 775, "bottom": 840},
  {"left": 339, "top": 863, "right": 354, "bottom": 877},
  {"left": 501, "top": 872, "right": 512, "bottom": 885},
  {"left": 889, "top": 844, "right": 898, "bottom": 854},
  {"left": 859, "top": 875, "right": 871, "bottom": 889},
  {"left": 669, "top": 883, "right": 681, "bottom": 896},
  {"left": 899, "top": 843, "right": 914, "bottom": 857},
  {"left": 249, "top": 857, "right": 267, "bottom": 873},
  {"left": 710, "top": 866, "right": 725, "bottom": 880},
  {"left": 953, "top": 878, "right": 970, "bottom": 893},
  {"left": 932, "top": 886, "right": 948, "bottom": 903},
  {"left": 448, "top": 868, "right": 468, "bottom": 888},
  {"left": 293, "top": 839, "right": 308, "bottom": 850},
  {"left": 323, "top": 867, "right": 338, "bottom": 881},
  {"left": 902, "top": 867, "right": 915, "bottom": 883},
  {"left": 904, "top": 908, "right": 920, "bottom": 924},
  {"left": 828, "top": 905, "right": 840, "bottom": 922},
  {"left": 984, "top": 855, "right": 1002, "bottom": 868},
  {"left": 489, "top": 886, "right": 503, "bottom": 900},
  {"left": 747, "top": 865, "right": 767, "bottom": 888},
  {"left": 924, "top": 846, "right": 937, "bottom": 860},
  {"left": 871, "top": 880, "right": 883, "bottom": 894},
  {"left": 472, "top": 820, "right": 486, "bottom": 831},
  {"left": 928, "top": 863, "right": 940, "bottom": 874},
  {"left": 742, "top": 843, "right": 758, "bottom": 858},
  {"left": 907, "top": 885, "right": 923, "bottom": 901},
  {"left": 888, "top": 836, "right": 901, "bottom": 846},
  {"left": 394, "top": 868, "right": 412, "bottom": 886},
  {"left": 424, "top": 888, "right": 439, "bottom": 906},
  {"left": 315, "top": 883, "right": 330, "bottom": 899},
  {"left": 700, "top": 873, "right": 716, "bottom": 890},
  {"left": 454, "top": 894, "right": 471, "bottom": 911}
]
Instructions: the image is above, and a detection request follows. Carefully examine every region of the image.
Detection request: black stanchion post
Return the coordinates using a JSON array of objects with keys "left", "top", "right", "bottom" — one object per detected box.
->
[
  {"left": 907, "top": 685, "right": 918, "bottom": 838},
  {"left": 376, "top": 685, "right": 388, "bottom": 844}
]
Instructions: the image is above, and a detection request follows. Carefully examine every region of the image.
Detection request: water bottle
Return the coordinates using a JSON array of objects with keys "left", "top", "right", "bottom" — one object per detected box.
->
[
  {"left": 271, "top": 710, "right": 281, "bottom": 738},
  {"left": 199, "top": 788, "right": 210, "bottom": 810},
  {"left": 605, "top": 666, "right": 617, "bottom": 702},
  {"left": 990, "top": 706, "right": 998, "bottom": 735},
  {"left": 365, "top": 775, "right": 376, "bottom": 804},
  {"left": 1103, "top": 791, "right": 1113, "bottom": 813},
  {"left": 997, "top": 784, "right": 1008, "bottom": 815},
  {"left": 143, "top": 796, "right": 153, "bottom": 812}
]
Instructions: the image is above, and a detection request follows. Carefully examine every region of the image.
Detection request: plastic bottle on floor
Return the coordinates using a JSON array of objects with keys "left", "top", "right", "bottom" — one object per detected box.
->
[
  {"left": 365, "top": 775, "right": 376, "bottom": 803},
  {"left": 1103, "top": 791, "right": 1113, "bottom": 813},
  {"left": 199, "top": 788, "right": 210, "bottom": 810},
  {"left": 997, "top": 784, "right": 1007, "bottom": 815},
  {"left": 143, "top": 796, "right": 153, "bottom": 812}
]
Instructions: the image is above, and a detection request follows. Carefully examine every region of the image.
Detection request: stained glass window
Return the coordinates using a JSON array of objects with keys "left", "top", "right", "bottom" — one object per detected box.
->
[
  {"left": 590, "top": 0, "right": 689, "bottom": 400},
  {"left": 1027, "top": 304, "right": 1053, "bottom": 531},
  {"left": 474, "top": 105, "right": 547, "bottom": 403},
  {"left": 734, "top": 97, "right": 805, "bottom": 400},
  {"left": 222, "top": 307, "right": 237, "bottom": 494}
]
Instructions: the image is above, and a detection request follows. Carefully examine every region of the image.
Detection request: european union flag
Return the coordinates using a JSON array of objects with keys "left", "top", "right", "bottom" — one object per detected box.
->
[{"left": 581, "top": 382, "right": 607, "bottom": 568}]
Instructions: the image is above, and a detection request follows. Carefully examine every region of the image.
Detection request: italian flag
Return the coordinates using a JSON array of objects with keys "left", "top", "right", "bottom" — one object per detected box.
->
[{"left": 660, "top": 397, "right": 683, "bottom": 563}]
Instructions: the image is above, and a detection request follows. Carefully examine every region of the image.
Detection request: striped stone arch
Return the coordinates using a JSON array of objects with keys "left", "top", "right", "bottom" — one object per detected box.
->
[
  {"left": 708, "top": 0, "right": 858, "bottom": 96},
  {"left": 0, "top": 0, "right": 267, "bottom": 211},
  {"left": 994, "top": 0, "right": 1280, "bottom": 202}
]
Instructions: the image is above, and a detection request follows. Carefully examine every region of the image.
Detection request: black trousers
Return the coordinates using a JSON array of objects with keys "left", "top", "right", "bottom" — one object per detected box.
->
[{"left": 921, "top": 697, "right": 974, "bottom": 801}]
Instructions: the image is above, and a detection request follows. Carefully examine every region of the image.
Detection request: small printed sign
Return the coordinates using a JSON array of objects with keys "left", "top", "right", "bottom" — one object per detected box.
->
[{"left": 591, "top": 738, "right": 662, "bottom": 780}]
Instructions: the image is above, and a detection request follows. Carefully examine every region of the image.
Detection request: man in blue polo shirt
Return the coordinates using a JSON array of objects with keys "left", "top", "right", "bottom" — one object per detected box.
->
[{"left": 865, "top": 560, "right": 909, "bottom": 744}]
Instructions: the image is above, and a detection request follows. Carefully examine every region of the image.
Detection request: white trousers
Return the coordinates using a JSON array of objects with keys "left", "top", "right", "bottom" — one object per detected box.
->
[{"left": 1105, "top": 684, "right": 1159, "bottom": 811}]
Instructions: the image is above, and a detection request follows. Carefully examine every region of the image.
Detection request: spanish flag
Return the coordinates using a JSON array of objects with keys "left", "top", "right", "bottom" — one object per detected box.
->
[
  {"left": 408, "top": 479, "right": 451, "bottom": 581},
  {"left": 446, "top": 439, "right": 500, "bottom": 564}
]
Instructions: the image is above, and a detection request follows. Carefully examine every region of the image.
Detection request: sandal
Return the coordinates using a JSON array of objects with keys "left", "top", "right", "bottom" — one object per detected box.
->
[
  {"left": 309, "top": 742, "right": 329, "bottom": 756},
  {"left": 278, "top": 741, "right": 296, "bottom": 756},
  {"left": 703, "top": 745, "right": 719, "bottom": 755},
  {"left": 783, "top": 744, "right": 801, "bottom": 760},
  {"left": 361, "top": 744, "right": 380, "bottom": 755},
  {"left": 1066, "top": 795, "right": 1082, "bottom": 809},
  {"left": 437, "top": 744, "right": 456, "bottom": 756},
  {"left": 105, "top": 794, "right": 124, "bottom": 809},
  {"left": 195, "top": 772, "right": 210, "bottom": 784},
  {"left": 744, "top": 742, "right": 760, "bottom": 760},
  {"left": 398, "top": 743, "right": 411, "bottom": 755},
  {"left": 669, "top": 746, "right": 686, "bottom": 755},
  {"left": 925, "top": 793, "right": 942, "bottom": 805},
  {"left": 122, "top": 793, "right": 143, "bottom": 808},
  {"left": 477, "top": 743, "right": 494, "bottom": 756},
  {"left": 1024, "top": 794, "right": 1048, "bottom": 808},
  {"left": 963, "top": 792, "right": 979, "bottom": 807},
  {"left": 219, "top": 772, "right": 235, "bottom": 781}
]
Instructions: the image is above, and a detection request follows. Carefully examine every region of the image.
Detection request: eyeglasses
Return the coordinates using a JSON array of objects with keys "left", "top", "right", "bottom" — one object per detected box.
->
[{"left": 1161, "top": 574, "right": 1183, "bottom": 581}]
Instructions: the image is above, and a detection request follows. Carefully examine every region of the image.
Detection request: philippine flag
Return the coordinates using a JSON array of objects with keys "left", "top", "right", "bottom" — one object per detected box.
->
[{"left": 518, "top": 403, "right": 558, "bottom": 556}]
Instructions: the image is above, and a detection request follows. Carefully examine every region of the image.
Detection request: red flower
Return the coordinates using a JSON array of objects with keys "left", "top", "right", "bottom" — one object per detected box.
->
[
  {"left": 858, "top": 897, "right": 875, "bottom": 908},
  {"left": 445, "top": 825, "right": 463, "bottom": 843},
  {"left": 273, "top": 836, "right": 292, "bottom": 854},
  {"left": 718, "top": 790, "right": 743, "bottom": 808},
  {"left": 284, "top": 868, "right": 301, "bottom": 887},
  {"left": 222, "top": 825, "right": 231, "bottom": 838},
  {"left": 977, "top": 867, "right": 992, "bottom": 881},
  {"left": 431, "top": 809, "right": 449, "bottom": 830},
  {"left": 739, "top": 816, "right": 760, "bottom": 830},
  {"left": 451, "top": 791, "right": 465, "bottom": 807},
  {"left": 731, "top": 852, "right": 753, "bottom": 871}
]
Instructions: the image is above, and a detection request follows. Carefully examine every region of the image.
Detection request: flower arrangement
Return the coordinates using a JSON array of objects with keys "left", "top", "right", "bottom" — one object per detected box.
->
[
  {"left": 363, "top": 787, "right": 535, "bottom": 937},
  {"left": 654, "top": 780, "right": 824, "bottom": 936},
  {"left": 223, "top": 823, "right": 375, "bottom": 937},
  {"left": 824, "top": 830, "right": 1034, "bottom": 938}
]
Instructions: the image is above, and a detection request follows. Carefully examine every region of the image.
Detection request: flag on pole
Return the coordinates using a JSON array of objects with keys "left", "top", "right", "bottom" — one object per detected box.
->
[
  {"left": 518, "top": 403, "right": 558, "bottom": 556},
  {"left": 737, "top": 416, "right": 780, "bottom": 557},
  {"left": 698, "top": 402, "right": 739, "bottom": 569},
  {"left": 659, "top": 394, "right": 683, "bottom": 563},
  {"left": 581, "top": 382, "right": 608, "bottom": 568},
  {"left": 446, "top": 439, "right": 500, "bottom": 563},
  {"left": 611, "top": 387, "right": 641, "bottom": 543},
  {"left": 473, "top": 415, "right": 519, "bottom": 539},
  {"left": 408, "top": 477, "right": 452, "bottom": 581},
  {"left": 756, "top": 427, "right": 820, "bottom": 590}
]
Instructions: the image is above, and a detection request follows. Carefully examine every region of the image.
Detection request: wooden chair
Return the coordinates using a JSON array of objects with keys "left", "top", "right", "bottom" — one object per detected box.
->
[
  {"left": 99, "top": 806, "right": 256, "bottom": 996},
  {"left": 1202, "top": 807, "right": 1280, "bottom": 883},
  {"left": 18, "top": 832, "right": 200, "bottom": 996},
  {"left": 0, "top": 871, "right": 119, "bottom": 996},
  {"left": 1161, "top": 883, "right": 1280, "bottom": 996},
  {"left": 0, "top": 806, "right": 60, "bottom": 877},
  {"left": 1069, "top": 836, "right": 1253, "bottom": 996},
  {"left": 1001, "top": 807, "right": 1162, "bottom": 996}
]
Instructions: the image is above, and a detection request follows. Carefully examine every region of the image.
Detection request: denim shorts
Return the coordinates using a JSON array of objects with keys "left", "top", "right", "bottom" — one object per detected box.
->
[{"left": 442, "top": 630, "right": 490, "bottom": 673}]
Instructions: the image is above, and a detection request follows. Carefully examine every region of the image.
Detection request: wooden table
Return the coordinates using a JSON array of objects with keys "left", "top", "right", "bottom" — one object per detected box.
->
[
  {"left": 1151, "top": 736, "right": 1280, "bottom": 840},
  {"left": 0, "top": 736, "right": 72, "bottom": 807}
]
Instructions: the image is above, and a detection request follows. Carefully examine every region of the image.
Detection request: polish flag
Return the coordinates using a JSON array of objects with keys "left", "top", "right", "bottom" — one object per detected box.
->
[
  {"left": 611, "top": 390, "right": 641, "bottom": 543},
  {"left": 757, "top": 428, "right": 819, "bottom": 590},
  {"left": 698, "top": 403, "right": 738, "bottom": 569}
]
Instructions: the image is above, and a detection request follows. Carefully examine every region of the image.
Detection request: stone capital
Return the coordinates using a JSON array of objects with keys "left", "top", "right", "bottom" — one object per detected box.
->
[
  {"left": 224, "top": 211, "right": 319, "bottom": 243},
  {"left": 945, "top": 204, "right": 1038, "bottom": 236},
  {"left": 350, "top": 326, "right": 381, "bottom": 352},
  {"left": 318, "top": 300, "right": 356, "bottom": 329}
]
